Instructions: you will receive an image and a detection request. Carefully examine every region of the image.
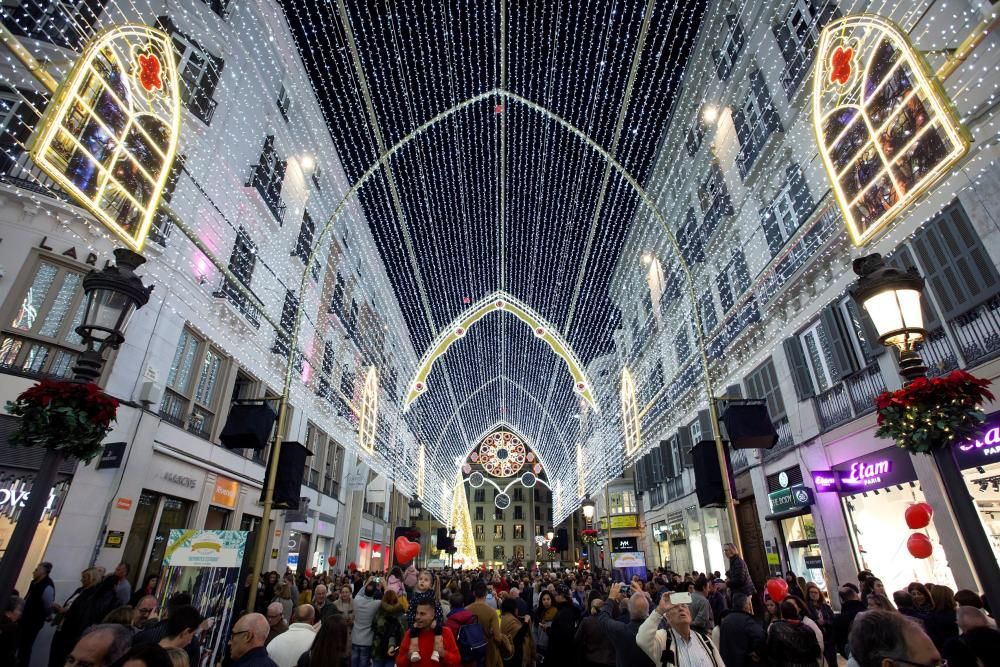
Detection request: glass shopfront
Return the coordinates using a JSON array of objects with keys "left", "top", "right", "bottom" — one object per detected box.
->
[
  {"left": 766, "top": 466, "right": 826, "bottom": 589},
  {"left": 121, "top": 490, "right": 192, "bottom": 586},
  {"left": 954, "top": 412, "right": 1000, "bottom": 560},
  {"left": 828, "top": 446, "right": 956, "bottom": 593},
  {"left": 0, "top": 470, "right": 71, "bottom": 593}
]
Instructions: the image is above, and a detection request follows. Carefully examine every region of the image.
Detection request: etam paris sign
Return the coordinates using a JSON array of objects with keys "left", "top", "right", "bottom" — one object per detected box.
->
[
  {"left": 953, "top": 412, "right": 1000, "bottom": 470},
  {"left": 824, "top": 446, "right": 919, "bottom": 495}
]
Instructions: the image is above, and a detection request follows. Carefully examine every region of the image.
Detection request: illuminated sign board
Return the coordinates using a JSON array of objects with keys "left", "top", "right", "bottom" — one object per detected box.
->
[
  {"left": 29, "top": 25, "right": 181, "bottom": 252},
  {"left": 813, "top": 15, "right": 969, "bottom": 246},
  {"left": 828, "top": 446, "right": 918, "bottom": 494},
  {"left": 611, "top": 537, "right": 638, "bottom": 553},
  {"left": 953, "top": 412, "right": 1000, "bottom": 469}
]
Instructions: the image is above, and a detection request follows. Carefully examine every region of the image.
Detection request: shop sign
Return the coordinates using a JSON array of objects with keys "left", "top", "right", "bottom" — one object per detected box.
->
[
  {"left": 163, "top": 472, "right": 197, "bottom": 489},
  {"left": 104, "top": 530, "right": 125, "bottom": 548},
  {"left": 116, "top": 497, "right": 133, "bottom": 510},
  {"left": 954, "top": 413, "right": 1000, "bottom": 469},
  {"left": 598, "top": 514, "right": 638, "bottom": 529},
  {"left": 766, "top": 552, "right": 780, "bottom": 565},
  {"left": 0, "top": 478, "right": 64, "bottom": 520},
  {"left": 804, "top": 555, "right": 823, "bottom": 570},
  {"left": 831, "top": 446, "right": 918, "bottom": 494},
  {"left": 810, "top": 470, "right": 839, "bottom": 492},
  {"left": 612, "top": 537, "right": 638, "bottom": 553},
  {"left": 96, "top": 442, "right": 127, "bottom": 469},
  {"left": 211, "top": 477, "right": 240, "bottom": 509},
  {"left": 768, "top": 484, "right": 814, "bottom": 515}
]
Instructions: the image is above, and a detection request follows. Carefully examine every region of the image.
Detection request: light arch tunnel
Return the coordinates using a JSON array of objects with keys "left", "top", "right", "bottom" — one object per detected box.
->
[{"left": 282, "top": 87, "right": 719, "bottom": 519}]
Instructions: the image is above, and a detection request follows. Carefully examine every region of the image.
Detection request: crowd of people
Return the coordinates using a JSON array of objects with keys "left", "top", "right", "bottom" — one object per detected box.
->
[{"left": 2, "top": 546, "right": 995, "bottom": 667}]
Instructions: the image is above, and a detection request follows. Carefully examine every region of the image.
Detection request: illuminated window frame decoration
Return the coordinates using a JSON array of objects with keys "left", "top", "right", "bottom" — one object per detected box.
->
[
  {"left": 28, "top": 24, "right": 182, "bottom": 252},
  {"left": 812, "top": 14, "right": 970, "bottom": 246},
  {"left": 416, "top": 444, "right": 426, "bottom": 499},
  {"left": 357, "top": 366, "right": 379, "bottom": 453},
  {"left": 403, "top": 290, "right": 598, "bottom": 412},
  {"left": 621, "top": 368, "right": 641, "bottom": 456},
  {"left": 576, "top": 442, "right": 586, "bottom": 499},
  {"left": 477, "top": 430, "right": 527, "bottom": 478}
]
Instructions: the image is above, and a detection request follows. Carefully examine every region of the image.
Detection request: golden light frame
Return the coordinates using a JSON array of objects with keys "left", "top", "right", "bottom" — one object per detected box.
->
[
  {"left": 621, "top": 367, "right": 641, "bottom": 457},
  {"left": 357, "top": 366, "right": 379, "bottom": 453}
]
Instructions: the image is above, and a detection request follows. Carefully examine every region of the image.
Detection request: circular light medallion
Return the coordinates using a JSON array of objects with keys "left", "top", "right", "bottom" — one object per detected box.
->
[
  {"left": 468, "top": 471, "right": 485, "bottom": 488},
  {"left": 495, "top": 493, "right": 511, "bottom": 510},
  {"left": 462, "top": 463, "right": 471, "bottom": 474},
  {"left": 534, "top": 535, "right": 546, "bottom": 546},
  {"left": 478, "top": 430, "right": 526, "bottom": 477},
  {"left": 520, "top": 472, "right": 537, "bottom": 488}
]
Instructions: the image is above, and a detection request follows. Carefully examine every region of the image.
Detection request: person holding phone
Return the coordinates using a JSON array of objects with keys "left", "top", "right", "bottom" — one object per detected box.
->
[
  {"left": 597, "top": 582, "right": 654, "bottom": 667},
  {"left": 637, "top": 591, "right": 724, "bottom": 667}
]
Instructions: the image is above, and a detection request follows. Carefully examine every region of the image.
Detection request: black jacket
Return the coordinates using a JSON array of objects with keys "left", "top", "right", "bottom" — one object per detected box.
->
[
  {"left": 23, "top": 576, "right": 54, "bottom": 629},
  {"left": 546, "top": 601, "right": 581, "bottom": 666},
  {"left": 766, "top": 620, "right": 821, "bottom": 667},
  {"left": 726, "top": 555, "right": 755, "bottom": 596},
  {"left": 597, "top": 603, "right": 655, "bottom": 667},
  {"left": 834, "top": 599, "right": 865, "bottom": 657},
  {"left": 923, "top": 609, "right": 959, "bottom": 651},
  {"left": 718, "top": 610, "right": 766, "bottom": 667},
  {"left": 234, "top": 646, "right": 278, "bottom": 667}
]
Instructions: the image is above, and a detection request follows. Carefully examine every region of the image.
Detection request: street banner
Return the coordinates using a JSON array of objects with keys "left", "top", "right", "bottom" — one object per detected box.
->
[{"left": 158, "top": 530, "right": 248, "bottom": 667}]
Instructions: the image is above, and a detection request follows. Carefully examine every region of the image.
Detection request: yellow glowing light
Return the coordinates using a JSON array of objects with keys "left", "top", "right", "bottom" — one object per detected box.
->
[
  {"left": 621, "top": 367, "right": 641, "bottom": 457},
  {"left": 702, "top": 105, "right": 719, "bottom": 124},
  {"left": 812, "top": 14, "right": 970, "bottom": 246},
  {"left": 300, "top": 154, "right": 315, "bottom": 172},
  {"left": 357, "top": 366, "right": 379, "bottom": 453},
  {"left": 576, "top": 442, "right": 586, "bottom": 500},
  {"left": 416, "top": 444, "right": 426, "bottom": 499},
  {"left": 449, "top": 472, "right": 478, "bottom": 567},
  {"left": 403, "top": 290, "right": 598, "bottom": 412},
  {"left": 28, "top": 24, "right": 182, "bottom": 252}
]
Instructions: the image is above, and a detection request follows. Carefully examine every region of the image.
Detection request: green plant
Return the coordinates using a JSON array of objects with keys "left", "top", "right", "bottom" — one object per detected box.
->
[{"left": 6, "top": 379, "right": 118, "bottom": 462}]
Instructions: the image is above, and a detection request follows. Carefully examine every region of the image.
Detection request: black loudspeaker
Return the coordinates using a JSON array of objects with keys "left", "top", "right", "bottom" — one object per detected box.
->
[
  {"left": 436, "top": 527, "right": 449, "bottom": 547},
  {"left": 220, "top": 403, "right": 277, "bottom": 450},
  {"left": 553, "top": 528, "right": 568, "bottom": 551},
  {"left": 722, "top": 403, "right": 779, "bottom": 450},
  {"left": 692, "top": 440, "right": 731, "bottom": 508},
  {"left": 260, "top": 440, "right": 310, "bottom": 509}
]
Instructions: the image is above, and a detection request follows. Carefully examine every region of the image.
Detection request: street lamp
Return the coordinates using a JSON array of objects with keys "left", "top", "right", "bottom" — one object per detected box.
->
[
  {"left": 852, "top": 252, "right": 1000, "bottom": 615},
  {"left": 0, "top": 247, "right": 151, "bottom": 595},
  {"left": 408, "top": 499, "right": 422, "bottom": 524},
  {"left": 581, "top": 496, "right": 595, "bottom": 523},
  {"left": 851, "top": 253, "right": 927, "bottom": 382}
]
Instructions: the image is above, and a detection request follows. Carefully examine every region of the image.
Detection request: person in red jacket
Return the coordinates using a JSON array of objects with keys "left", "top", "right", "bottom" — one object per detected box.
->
[{"left": 396, "top": 600, "right": 461, "bottom": 667}]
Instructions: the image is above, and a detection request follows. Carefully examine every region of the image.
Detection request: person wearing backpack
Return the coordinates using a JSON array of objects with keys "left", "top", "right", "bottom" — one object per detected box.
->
[
  {"left": 766, "top": 599, "right": 822, "bottom": 667},
  {"left": 466, "top": 581, "right": 509, "bottom": 667},
  {"left": 499, "top": 597, "right": 534, "bottom": 667},
  {"left": 445, "top": 594, "right": 487, "bottom": 667},
  {"left": 371, "top": 590, "right": 405, "bottom": 667}
]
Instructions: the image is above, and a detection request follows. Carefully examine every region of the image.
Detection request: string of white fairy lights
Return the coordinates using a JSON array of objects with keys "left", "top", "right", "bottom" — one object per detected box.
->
[{"left": 0, "top": 0, "right": 997, "bottom": 525}]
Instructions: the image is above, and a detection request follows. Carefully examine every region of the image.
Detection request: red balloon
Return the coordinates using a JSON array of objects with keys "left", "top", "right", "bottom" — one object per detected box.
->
[
  {"left": 304, "top": 568, "right": 313, "bottom": 578},
  {"left": 359, "top": 540, "right": 368, "bottom": 550},
  {"left": 766, "top": 578, "right": 789, "bottom": 602},
  {"left": 348, "top": 561, "right": 357, "bottom": 571},
  {"left": 328, "top": 556, "right": 337, "bottom": 567},
  {"left": 905, "top": 502, "right": 933, "bottom": 530},
  {"left": 373, "top": 544, "right": 381, "bottom": 553},
  {"left": 907, "top": 533, "right": 933, "bottom": 559},
  {"left": 395, "top": 536, "right": 420, "bottom": 565}
]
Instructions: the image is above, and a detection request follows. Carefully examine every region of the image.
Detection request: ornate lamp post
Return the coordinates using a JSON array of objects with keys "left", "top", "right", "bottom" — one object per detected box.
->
[
  {"left": 581, "top": 496, "right": 595, "bottom": 524},
  {"left": 0, "top": 248, "right": 151, "bottom": 595},
  {"left": 852, "top": 253, "right": 1000, "bottom": 614},
  {"left": 408, "top": 499, "right": 423, "bottom": 567}
]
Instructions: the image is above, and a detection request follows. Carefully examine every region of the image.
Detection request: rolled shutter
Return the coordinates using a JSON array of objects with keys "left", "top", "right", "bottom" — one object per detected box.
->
[
  {"left": 910, "top": 202, "right": 999, "bottom": 320},
  {"left": 783, "top": 336, "right": 815, "bottom": 400},
  {"left": 820, "top": 304, "right": 856, "bottom": 380},
  {"left": 761, "top": 206, "right": 784, "bottom": 256}
]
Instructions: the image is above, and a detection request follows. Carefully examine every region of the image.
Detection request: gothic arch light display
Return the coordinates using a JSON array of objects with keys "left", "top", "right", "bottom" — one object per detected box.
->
[
  {"left": 476, "top": 430, "right": 527, "bottom": 478},
  {"left": 621, "top": 368, "right": 641, "bottom": 457},
  {"left": 813, "top": 14, "right": 970, "bottom": 246},
  {"left": 29, "top": 24, "right": 182, "bottom": 252},
  {"left": 403, "top": 290, "right": 598, "bottom": 413},
  {"left": 357, "top": 367, "right": 378, "bottom": 454}
]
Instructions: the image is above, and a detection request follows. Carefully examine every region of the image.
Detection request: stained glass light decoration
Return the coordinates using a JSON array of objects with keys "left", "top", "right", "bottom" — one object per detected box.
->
[
  {"left": 357, "top": 366, "right": 378, "bottom": 453},
  {"left": 813, "top": 14, "right": 970, "bottom": 246},
  {"left": 621, "top": 368, "right": 641, "bottom": 457},
  {"left": 520, "top": 472, "right": 537, "bottom": 488},
  {"left": 494, "top": 492, "right": 511, "bottom": 510},
  {"left": 29, "top": 24, "right": 181, "bottom": 252},
  {"left": 468, "top": 471, "right": 485, "bottom": 488},
  {"left": 478, "top": 430, "right": 527, "bottom": 478}
]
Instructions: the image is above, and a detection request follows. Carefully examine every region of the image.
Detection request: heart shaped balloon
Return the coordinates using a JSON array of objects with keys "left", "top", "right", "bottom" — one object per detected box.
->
[{"left": 395, "top": 536, "right": 420, "bottom": 565}]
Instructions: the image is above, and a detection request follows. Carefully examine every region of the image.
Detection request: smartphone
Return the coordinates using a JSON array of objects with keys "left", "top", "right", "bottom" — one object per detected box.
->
[{"left": 669, "top": 592, "right": 693, "bottom": 605}]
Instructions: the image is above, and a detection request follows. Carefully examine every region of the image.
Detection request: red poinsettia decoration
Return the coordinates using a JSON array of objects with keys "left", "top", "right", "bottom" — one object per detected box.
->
[
  {"left": 580, "top": 528, "right": 600, "bottom": 544},
  {"left": 6, "top": 379, "right": 119, "bottom": 462},
  {"left": 874, "top": 370, "right": 993, "bottom": 454},
  {"left": 136, "top": 53, "right": 163, "bottom": 92},
  {"left": 830, "top": 46, "right": 853, "bottom": 86}
]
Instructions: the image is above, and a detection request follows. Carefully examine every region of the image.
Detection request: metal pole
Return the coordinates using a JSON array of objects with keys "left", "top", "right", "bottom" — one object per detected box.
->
[
  {"left": 709, "top": 397, "right": 742, "bottom": 555},
  {"left": 604, "top": 483, "right": 612, "bottom": 574},
  {"left": 246, "top": 395, "right": 288, "bottom": 612},
  {"left": 0, "top": 449, "right": 63, "bottom": 594}
]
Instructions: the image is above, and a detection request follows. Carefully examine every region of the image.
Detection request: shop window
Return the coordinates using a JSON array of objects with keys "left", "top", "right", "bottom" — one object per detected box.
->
[
  {"left": 494, "top": 524, "right": 504, "bottom": 540},
  {"left": 205, "top": 506, "right": 230, "bottom": 530},
  {"left": 0, "top": 254, "right": 90, "bottom": 379},
  {"left": 734, "top": 69, "right": 782, "bottom": 179},
  {"left": 120, "top": 491, "right": 192, "bottom": 585},
  {"left": 475, "top": 506, "right": 484, "bottom": 521},
  {"left": 513, "top": 524, "right": 525, "bottom": 540},
  {"left": 162, "top": 326, "right": 227, "bottom": 439},
  {"left": 246, "top": 135, "right": 287, "bottom": 223},
  {"left": 711, "top": 14, "right": 746, "bottom": 81},
  {"left": 744, "top": 357, "right": 787, "bottom": 420}
]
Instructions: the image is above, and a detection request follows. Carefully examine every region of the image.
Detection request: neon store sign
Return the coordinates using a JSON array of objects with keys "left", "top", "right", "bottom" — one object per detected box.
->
[
  {"left": 816, "top": 446, "right": 919, "bottom": 494},
  {"left": 841, "top": 459, "right": 891, "bottom": 488},
  {"left": 953, "top": 415, "right": 1000, "bottom": 469}
]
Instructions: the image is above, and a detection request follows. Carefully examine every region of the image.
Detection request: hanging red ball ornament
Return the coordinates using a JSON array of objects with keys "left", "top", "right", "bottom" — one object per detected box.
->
[
  {"left": 766, "top": 578, "right": 789, "bottom": 602},
  {"left": 328, "top": 556, "right": 337, "bottom": 567},
  {"left": 904, "top": 502, "right": 933, "bottom": 529},
  {"left": 907, "top": 533, "right": 933, "bottom": 559},
  {"left": 304, "top": 568, "right": 313, "bottom": 578},
  {"left": 348, "top": 561, "right": 357, "bottom": 571},
  {"left": 359, "top": 540, "right": 368, "bottom": 550}
]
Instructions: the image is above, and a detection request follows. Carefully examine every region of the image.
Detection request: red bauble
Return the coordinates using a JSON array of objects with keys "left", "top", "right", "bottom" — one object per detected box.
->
[
  {"left": 905, "top": 502, "right": 933, "bottom": 530},
  {"left": 328, "top": 556, "right": 337, "bottom": 567},
  {"left": 395, "top": 536, "right": 420, "bottom": 564},
  {"left": 348, "top": 561, "right": 357, "bottom": 571},
  {"left": 373, "top": 544, "right": 381, "bottom": 553},
  {"left": 359, "top": 540, "right": 368, "bottom": 550},
  {"left": 304, "top": 568, "right": 313, "bottom": 578},
  {"left": 766, "top": 578, "right": 789, "bottom": 602},
  {"left": 907, "top": 533, "right": 933, "bottom": 559}
]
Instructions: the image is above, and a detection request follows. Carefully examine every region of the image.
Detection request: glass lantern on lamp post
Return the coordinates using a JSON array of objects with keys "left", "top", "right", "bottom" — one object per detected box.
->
[
  {"left": 581, "top": 495, "right": 595, "bottom": 524},
  {"left": 852, "top": 252, "right": 1000, "bottom": 615}
]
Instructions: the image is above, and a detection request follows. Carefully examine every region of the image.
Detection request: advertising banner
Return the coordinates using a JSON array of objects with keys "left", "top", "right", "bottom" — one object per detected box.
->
[
  {"left": 158, "top": 530, "right": 248, "bottom": 667},
  {"left": 610, "top": 550, "right": 647, "bottom": 582}
]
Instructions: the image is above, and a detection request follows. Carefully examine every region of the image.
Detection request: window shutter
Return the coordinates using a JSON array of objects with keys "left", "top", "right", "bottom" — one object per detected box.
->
[
  {"left": 733, "top": 107, "right": 750, "bottom": 151},
  {"left": 717, "top": 273, "right": 734, "bottom": 312},
  {"left": 783, "top": 336, "right": 815, "bottom": 399},
  {"left": 885, "top": 245, "right": 940, "bottom": 330},
  {"left": 772, "top": 22, "right": 798, "bottom": 64},
  {"left": 678, "top": 427, "right": 694, "bottom": 467},
  {"left": 712, "top": 50, "right": 727, "bottom": 80},
  {"left": 787, "top": 163, "right": 813, "bottom": 223},
  {"left": 820, "top": 304, "right": 857, "bottom": 380},
  {"left": 761, "top": 206, "right": 784, "bottom": 256},
  {"left": 844, "top": 298, "right": 884, "bottom": 363},
  {"left": 732, "top": 251, "right": 751, "bottom": 294},
  {"left": 650, "top": 446, "right": 663, "bottom": 485},
  {"left": 910, "top": 202, "right": 999, "bottom": 320},
  {"left": 811, "top": 0, "right": 841, "bottom": 26},
  {"left": 661, "top": 439, "right": 677, "bottom": 479},
  {"left": 634, "top": 457, "right": 646, "bottom": 492},
  {"left": 696, "top": 409, "right": 714, "bottom": 443},
  {"left": 752, "top": 69, "right": 782, "bottom": 136},
  {"left": 642, "top": 456, "right": 656, "bottom": 491},
  {"left": 701, "top": 291, "right": 717, "bottom": 332},
  {"left": 726, "top": 14, "right": 746, "bottom": 54}
]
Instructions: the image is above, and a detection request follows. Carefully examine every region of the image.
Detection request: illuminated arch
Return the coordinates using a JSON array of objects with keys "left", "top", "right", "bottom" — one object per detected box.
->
[
  {"left": 621, "top": 368, "right": 641, "bottom": 456},
  {"left": 813, "top": 14, "right": 969, "bottom": 246},
  {"left": 404, "top": 290, "right": 598, "bottom": 412},
  {"left": 29, "top": 24, "right": 182, "bottom": 252},
  {"left": 357, "top": 367, "right": 378, "bottom": 453}
]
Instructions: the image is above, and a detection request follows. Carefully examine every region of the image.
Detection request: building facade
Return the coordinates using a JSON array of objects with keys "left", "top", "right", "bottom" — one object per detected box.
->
[{"left": 609, "top": 0, "right": 1000, "bottom": 599}]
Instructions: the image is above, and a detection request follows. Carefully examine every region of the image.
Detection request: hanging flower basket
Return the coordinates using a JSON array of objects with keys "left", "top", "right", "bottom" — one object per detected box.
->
[
  {"left": 581, "top": 529, "right": 600, "bottom": 545},
  {"left": 875, "top": 370, "right": 993, "bottom": 454},
  {"left": 5, "top": 379, "right": 119, "bottom": 462}
]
